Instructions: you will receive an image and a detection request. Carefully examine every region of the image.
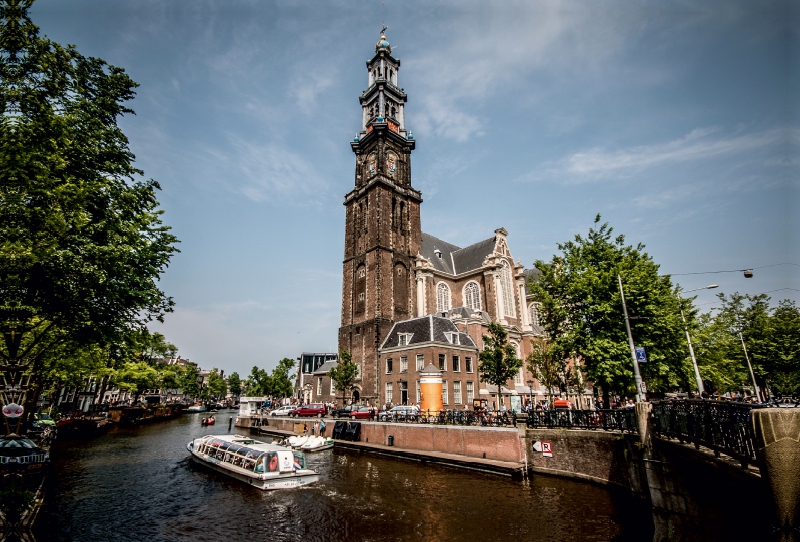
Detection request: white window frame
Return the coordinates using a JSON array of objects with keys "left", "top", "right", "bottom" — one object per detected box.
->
[
  {"left": 442, "top": 380, "right": 448, "bottom": 405},
  {"left": 438, "top": 353, "right": 447, "bottom": 372},
  {"left": 386, "top": 358, "right": 393, "bottom": 374},
  {"left": 400, "top": 356, "right": 408, "bottom": 373},
  {"left": 436, "top": 282, "right": 451, "bottom": 313},
  {"left": 398, "top": 333, "right": 413, "bottom": 346},
  {"left": 416, "top": 354, "right": 424, "bottom": 371},
  {"left": 463, "top": 281, "right": 481, "bottom": 311},
  {"left": 385, "top": 382, "right": 393, "bottom": 403},
  {"left": 466, "top": 356, "right": 473, "bottom": 373},
  {"left": 467, "top": 381, "right": 474, "bottom": 402},
  {"left": 330, "top": 378, "right": 335, "bottom": 395},
  {"left": 500, "top": 260, "right": 515, "bottom": 318},
  {"left": 454, "top": 381, "right": 462, "bottom": 404},
  {"left": 416, "top": 380, "right": 421, "bottom": 403},
  {"left": 317, "top": 377, "right": 322, "bottom": 396}
]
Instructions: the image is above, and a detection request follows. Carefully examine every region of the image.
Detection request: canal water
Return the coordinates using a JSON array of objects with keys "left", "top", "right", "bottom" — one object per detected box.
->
[{"left": 40, "top": 413, "right": 651, "bottom": 541}]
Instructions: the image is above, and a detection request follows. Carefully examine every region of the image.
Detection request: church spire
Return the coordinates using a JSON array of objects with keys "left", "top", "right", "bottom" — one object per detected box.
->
[{"left": 353, "top": 30, "right": 412, "bottom": 142}]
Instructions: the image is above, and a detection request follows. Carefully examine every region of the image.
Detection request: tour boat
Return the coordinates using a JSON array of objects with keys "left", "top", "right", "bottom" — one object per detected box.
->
[
  {"left": 186, "top": 434, "right": 319, "bottom": 490},
  {"left": 287, "top": 435, "right": 334, "bottom": 451}
]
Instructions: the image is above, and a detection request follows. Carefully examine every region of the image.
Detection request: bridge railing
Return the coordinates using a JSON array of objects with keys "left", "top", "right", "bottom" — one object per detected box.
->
[
  {"left": 651, "top": 399, "right": 761, "bottom": 465},
  {"left": 525, "top": 408, "right": 638, "bottom": 433}
]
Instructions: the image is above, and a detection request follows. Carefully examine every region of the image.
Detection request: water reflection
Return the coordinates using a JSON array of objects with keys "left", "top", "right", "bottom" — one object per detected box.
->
[{"left": 40, "top": 413, "right": 648, "bottom": 542}]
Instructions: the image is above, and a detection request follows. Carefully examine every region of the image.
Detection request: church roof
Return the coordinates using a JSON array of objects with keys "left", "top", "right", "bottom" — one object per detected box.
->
[
  {"left": 312, "top": 360, "right": 338, "bottom": 375},
  {"left": 420, "top": 232, "right": 496, "bottom": 276},
  {"left": 379, "top": 315, "right": 477, "bottom": 350}
]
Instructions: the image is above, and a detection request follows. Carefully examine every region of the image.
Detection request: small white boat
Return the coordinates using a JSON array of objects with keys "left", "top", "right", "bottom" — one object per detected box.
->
[
  {"left": 300, "top": 436, "right": 334, "bottom": 452},
  {"left": 187, "top": 434, "right": 319, "bottom": 490},
  {"left": 287, "top": 435, "right": 311, "bottom": 448},
  {"left": 186, "top": 404, "right": 207, "bottom": 413}
]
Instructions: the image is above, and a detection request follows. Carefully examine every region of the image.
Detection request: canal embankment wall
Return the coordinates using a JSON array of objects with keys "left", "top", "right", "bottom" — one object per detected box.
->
[{"left": 256, "top": 417, "right": 526, "bottom": 463}]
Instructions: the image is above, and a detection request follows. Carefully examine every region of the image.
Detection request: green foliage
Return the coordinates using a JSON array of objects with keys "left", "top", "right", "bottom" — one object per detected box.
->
[
  {"left": 114, "top": 361, "right": 157, "bottom": 401},
  {"left": 694, "top": 294, "right": 800, "bottom": 396},
  {"left": 525, "top": 338, "right": 566, "bottom": 407},
  {"left": 478, "top": 322, "right": 522, "bottom": 409},
  {"left": 227, "top": 371, "right": 242, "bottom": 398},
  {"left": 0, "top": 1, "right": 178, "bottom": 399},
  {"left": 179, "top": 364, "right": 200, "bottom": 399},
  {"left": 528, "top": 216, "right": 689, "bottom": 397},
  {"left": 244, "top": 358, "right": 296, "bottom": 399},
  {"left": 328, "top": 350, "right": 358, "bottom": 405},
  {"left": 205, "top": 369, "right": 227, "bottom": 400}
]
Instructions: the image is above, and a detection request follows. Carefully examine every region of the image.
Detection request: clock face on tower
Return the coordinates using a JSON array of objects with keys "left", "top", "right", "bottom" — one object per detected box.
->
[
  {"left": 368, "top": 152, "right": 377, "bottom": 176},
  {"left": 386, "top": 152, "right": 397, "bottom": 175}
]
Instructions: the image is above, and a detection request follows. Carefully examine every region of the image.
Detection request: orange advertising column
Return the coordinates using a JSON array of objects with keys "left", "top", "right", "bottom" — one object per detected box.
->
[{"left": 419, "top": 364, "right": 443, "bottom": 415}]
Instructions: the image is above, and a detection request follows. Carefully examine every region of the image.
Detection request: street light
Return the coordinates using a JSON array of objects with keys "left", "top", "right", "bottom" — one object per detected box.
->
[
  {"left": 618, "top": 275, "right": 645, "bottom": 402},
  {"left": 677, "top": 284, "right": 718, "bottom": 396}
]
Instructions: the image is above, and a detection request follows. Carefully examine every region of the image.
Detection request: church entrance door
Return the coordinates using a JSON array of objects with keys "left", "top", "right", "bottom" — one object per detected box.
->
[{"left": 352, "top": 390, "right": 360, "bottom": 404}]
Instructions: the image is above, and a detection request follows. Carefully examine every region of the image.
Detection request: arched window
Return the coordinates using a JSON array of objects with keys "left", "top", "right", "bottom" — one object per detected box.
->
[
  {"left": 529, "top": 302, "right": 541, "bottom": 326},
  {"left": 500, "top": 260, "right": 515, "bottom": 317},
  {"left": 436, "top": 283, "right": 451, "bottom": 313},
  {"left": 463, "top": 282, "right": 481, "bottom": 311}
]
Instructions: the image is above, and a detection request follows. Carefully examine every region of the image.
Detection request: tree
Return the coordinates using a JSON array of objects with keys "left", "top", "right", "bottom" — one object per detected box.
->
[
  {"left": 114, "top": 361, "right": 158, "bottom": 403},
  {"left": 328, "top": 350, "right": 358, "bottom": 406},
  {"left": 270, "top": 358, "right": 295, "bottom": 399},
  {"left": 227, "top": 372, "right": 242, "bottom": 399},
  {"left": 528, "top": 216, "right": 688, "bottom": 406},
  {"left": 0, "top": 0, "right": 179, "bottom": 420},
  {"left": 245, "top": 366, "right": 271, "bottom": 396},
  {"left": 205, "top": 370, "right": 227, "bottom": 401},
  {"left": 478, "top": 322, "right": 522, "bottom": 411},
  {"left": 179, "top": 365, "right": 200, "bottom": 400},
  {"left": 763, "top": 300, "right": 800, "bottom": 395},
  {"left": 525, "top": 338, "right": 566, "bottom": 408}
]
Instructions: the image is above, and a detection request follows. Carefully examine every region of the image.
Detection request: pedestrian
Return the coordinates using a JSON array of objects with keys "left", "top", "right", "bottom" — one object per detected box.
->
[
  {"left": 319, "top": 419, "right": 326, "bottom": 437},
  {"left": 303, "top": 422, "right": 308, "bottom": 435}
]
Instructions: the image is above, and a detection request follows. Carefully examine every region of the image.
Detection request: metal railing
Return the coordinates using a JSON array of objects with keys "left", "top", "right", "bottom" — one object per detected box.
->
[
  {"left": 651, "top": 399, "right": 761, "bottom": 465},
  {"left": 377, "top": 409, "right": 517, "bottom": 427},
  {"left": 525, "top": 408, "right": 639, "bottom": 433}
]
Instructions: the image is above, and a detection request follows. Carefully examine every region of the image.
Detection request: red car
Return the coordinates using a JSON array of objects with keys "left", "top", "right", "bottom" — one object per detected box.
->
[
  {"left": 350, "top": 407, "right": 376, "bottom": 420},
  {"left": 291, "top": 404, "right": 326, "bottom": 418}
]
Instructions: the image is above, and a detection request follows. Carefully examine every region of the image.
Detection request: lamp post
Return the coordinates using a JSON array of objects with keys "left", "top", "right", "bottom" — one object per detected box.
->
[
  {"left": 618, "top": 274, "right": 645, "bottom": 402},
  {"left": 739, "top": 332, "right": 763, "bottom": 403},
  {"left": 677, "top": 284, "right": 718, "bottom": 396}
]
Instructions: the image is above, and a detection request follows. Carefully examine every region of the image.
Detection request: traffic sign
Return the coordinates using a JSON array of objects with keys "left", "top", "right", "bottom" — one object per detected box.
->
[
  {"left": 541, "top": 440, "right": 553, "bottom": 457},
  {"left": 635, "top": 346, "right": 647, "bottom": 363}
]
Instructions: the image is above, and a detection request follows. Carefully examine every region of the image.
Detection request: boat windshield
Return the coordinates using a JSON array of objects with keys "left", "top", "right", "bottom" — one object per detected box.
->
[{"left": 199, "top": 437, "right": 274, "bottom": 472}]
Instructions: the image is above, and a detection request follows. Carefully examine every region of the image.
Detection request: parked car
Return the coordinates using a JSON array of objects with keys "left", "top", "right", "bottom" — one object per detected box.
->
[
  {"left": 331, "top": 405, "right": 362, "bottom": 419},
  {"left": 269, "top": 405, "right": 296, "bottom": 417},
  {"left": 0, "top": 435, "right": 50, "bottom": 476},
  {"left": 350, "top": 407, "right": 377, "bottom": 420},
  {"left": 378, "top": 405, "right": 419, "bottom": 422},
  {"left": 291, "top": 403, "right": 326, "bottom": 418}
]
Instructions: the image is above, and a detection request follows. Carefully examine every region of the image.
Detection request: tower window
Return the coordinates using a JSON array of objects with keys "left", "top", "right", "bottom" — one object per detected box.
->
[
  {"left": 500, "top": 260, "right": 515, "bottom": 318},
  {"left": 529, "top": 302, "right": 541, "bottom": 326}
]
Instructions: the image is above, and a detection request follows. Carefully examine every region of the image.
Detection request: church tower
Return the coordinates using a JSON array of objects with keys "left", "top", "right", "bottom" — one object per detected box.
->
[{"left": 338, "top": 32, "right": 422, "bottom": 403}]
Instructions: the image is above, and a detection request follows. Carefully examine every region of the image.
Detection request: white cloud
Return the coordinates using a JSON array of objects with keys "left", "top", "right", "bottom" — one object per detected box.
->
[
  {"left": 289, "top": 71, "right": 337, "bottom": 113},
  {"left": 524, "top": 128, "right": 788, "bottom": 182}
]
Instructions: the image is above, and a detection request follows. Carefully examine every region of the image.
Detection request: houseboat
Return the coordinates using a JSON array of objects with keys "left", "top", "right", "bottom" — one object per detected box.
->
[{"left": 186, "top": 434, "right": 319, "bottom": 490}]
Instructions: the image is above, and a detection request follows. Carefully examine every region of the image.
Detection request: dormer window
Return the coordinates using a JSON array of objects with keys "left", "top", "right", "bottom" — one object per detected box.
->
[
  {"left": 398, "top": 333, "right": 413, "bottom": 346},
  {"left": 434, "top": 249, "right": 442, "bottom": 259},
  {"left": 445, "top": 332, "right": 460, "bottom": 345}
]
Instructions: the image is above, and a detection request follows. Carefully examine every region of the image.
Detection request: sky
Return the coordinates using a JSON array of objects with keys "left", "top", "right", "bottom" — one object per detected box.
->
[{"left": 30, "top": 0, "right": 797, "bottom": 376}]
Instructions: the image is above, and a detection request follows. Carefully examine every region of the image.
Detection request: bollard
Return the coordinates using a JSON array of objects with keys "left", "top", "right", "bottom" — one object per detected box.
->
[{"left": 388, "top": 435, "right": 393, "bottom": 446}]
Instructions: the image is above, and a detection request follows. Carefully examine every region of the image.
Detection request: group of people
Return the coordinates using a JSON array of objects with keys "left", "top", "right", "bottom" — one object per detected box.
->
[{"left": 301, "top": 419, "right": 327, "bottom": 437}]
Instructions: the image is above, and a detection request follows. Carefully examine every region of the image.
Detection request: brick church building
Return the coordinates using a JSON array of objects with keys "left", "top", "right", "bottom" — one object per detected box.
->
[{"left": 337, "top": 33, "right": 581, "bottom": 410}]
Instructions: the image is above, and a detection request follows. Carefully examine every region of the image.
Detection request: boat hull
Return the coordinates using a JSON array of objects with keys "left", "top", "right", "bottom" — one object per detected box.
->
[{"left": 188, "top": 451, "right": 319, "bottom": 490}]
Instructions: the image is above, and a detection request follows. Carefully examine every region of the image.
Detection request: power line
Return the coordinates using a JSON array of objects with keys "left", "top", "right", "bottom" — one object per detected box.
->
[{"left": 671, "top": 262, "right": 798, "bottom": 276}]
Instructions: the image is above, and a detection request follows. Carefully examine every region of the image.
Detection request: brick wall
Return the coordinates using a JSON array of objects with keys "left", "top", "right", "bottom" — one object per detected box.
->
[{"left": 262, "top": 417, "right": 525, "bottom": 463}]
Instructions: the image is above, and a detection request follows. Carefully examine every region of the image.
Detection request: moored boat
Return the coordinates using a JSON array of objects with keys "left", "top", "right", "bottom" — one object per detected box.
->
[
  {"left": 186, "top": 404, "right": 207, "bottom": 413},
  {"left": 299, "top": 436, "right": 334, "bottom": 451},
  {"left": 186, "top": 434, "right": 319, "bottom": 490}
]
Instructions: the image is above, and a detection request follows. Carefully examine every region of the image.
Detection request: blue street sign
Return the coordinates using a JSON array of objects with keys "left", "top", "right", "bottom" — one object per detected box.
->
[{"left": 635, "top": 346, "right": 647, "bottom": 363}]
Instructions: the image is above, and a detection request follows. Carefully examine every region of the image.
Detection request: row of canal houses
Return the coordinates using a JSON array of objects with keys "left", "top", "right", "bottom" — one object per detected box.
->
[{"left": 43, "top": 356, "right": 224, "bottom": 414}]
